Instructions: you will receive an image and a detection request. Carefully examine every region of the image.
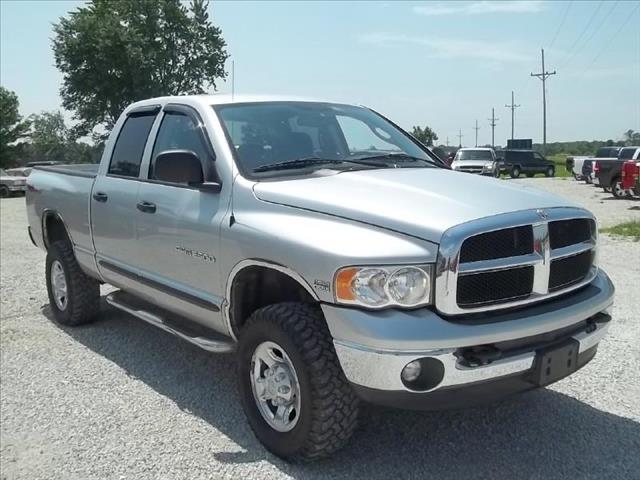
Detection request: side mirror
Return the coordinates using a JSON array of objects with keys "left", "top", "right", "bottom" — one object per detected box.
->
[{"left": 154, "top": 150, "right": 204, "bottom": 185}]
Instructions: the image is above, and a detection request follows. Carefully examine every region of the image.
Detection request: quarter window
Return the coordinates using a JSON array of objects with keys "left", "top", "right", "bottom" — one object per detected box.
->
[{"left": 108, "top": 113, "right": 156, "bottom": 177}]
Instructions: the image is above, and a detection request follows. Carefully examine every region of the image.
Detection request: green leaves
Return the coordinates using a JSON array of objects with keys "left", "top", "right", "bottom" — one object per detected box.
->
[
  {"left": 52, "top": 0, "right": 229, "bottom": 136},
  {"left": 411, "top": 125, "right": 438, "bottom": 147},
  {"left": 0, "top": 87, "right": 31, "bottom": 168}
]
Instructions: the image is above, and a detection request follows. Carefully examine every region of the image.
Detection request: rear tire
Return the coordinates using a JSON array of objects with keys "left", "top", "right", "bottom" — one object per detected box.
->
[
  {"left": 585, "top": 175, "right": 592, "bottom": 184},
  {"left": 545, "top": 166, "right": 555, "bottom": 177},
  {"left": 510, "top": 166, "right": 521, "bottom": 178},
  {"left": 45, "top": 240, "right": 100, "bottom": 326},
  {"left": 0, "top": 185, "right": 9, "bottom": 198},
  {"left": 237, "top": 302, "right": 359, "bottom": 462},
  {"left": 611, "top": 178, "right": 625, "bottom": 199}
]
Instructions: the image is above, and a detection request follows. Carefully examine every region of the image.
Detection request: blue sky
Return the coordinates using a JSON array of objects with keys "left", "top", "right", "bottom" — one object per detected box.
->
[{"left": 1, "top": 0, "right": 639, "bottom": 145}]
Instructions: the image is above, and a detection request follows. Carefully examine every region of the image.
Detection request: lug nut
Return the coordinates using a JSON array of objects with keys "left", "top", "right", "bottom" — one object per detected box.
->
[{"left": 278, "top": 385, "right": 290, "bottom": 395}]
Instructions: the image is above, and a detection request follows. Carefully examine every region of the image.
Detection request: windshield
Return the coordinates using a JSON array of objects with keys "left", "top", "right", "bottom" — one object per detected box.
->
[
  {"left": 455, "top": 150, "right": 494, "bottom": 161},
  {"left": 214, "top": 102, "right": 435, "bottom": 178}
]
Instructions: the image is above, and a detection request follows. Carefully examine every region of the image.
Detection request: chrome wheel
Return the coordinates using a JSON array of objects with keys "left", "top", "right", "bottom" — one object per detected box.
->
[
  {"left": 50, "top": 260, "right": 68, "bottom": 310},
  {"left": 612, "top": 180, "right": 625, "bottom": 198},
  {"left": 250, "top": 341, "right": 301, "bottom": 432}
]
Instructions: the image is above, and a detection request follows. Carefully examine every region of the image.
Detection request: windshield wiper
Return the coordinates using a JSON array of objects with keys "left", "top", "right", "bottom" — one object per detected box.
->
[
  {"left": 350, "top": 153, "right": 444, "bottom": 168},
  {"left": 253, "top": 157, "right": 349, "bottom": 173}
]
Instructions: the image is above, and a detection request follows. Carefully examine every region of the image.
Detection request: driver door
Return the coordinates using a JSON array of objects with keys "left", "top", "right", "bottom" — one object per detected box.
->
[{"left": 134, "top": 105, "right": 227, "bottom": 332}]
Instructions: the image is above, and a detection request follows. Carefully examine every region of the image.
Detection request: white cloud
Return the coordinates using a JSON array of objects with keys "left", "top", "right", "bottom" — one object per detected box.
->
[
  {"left": 413, "top": 1, "right": 545, "bottom": 16},
  {"left": 358, "top": 33, "right": 531, "bottom": 63}
]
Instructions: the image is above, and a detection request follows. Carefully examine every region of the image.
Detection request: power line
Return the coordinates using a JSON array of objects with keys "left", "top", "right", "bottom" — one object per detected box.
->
[
  {"left": 488, "top": 108, "right": 499, "bottom": 148},
  {"left": 531, "top": 48, "right": 556, "bottom": 154},
  {"left": 563, "top": 0, "right": 619, "bottom": 69},
  {"left": 549, "top": 1, "right": 573, "bottom": 49},
  {"left": 560, "top": 0, "right": 604, "bottom": 68},
  {"left": 473, "top": 120, "right": 480, "bottom": 147},
  {"left": 584, "top": 2, "right": 640, "bottom": 71},
  {"left": 505, "top": 91, "right": 521, "bottom": 141}
]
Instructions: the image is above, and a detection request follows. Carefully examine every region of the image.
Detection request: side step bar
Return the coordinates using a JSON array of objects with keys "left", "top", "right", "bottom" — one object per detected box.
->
[{"left": 106, "top": 291, "right": 235, "bottom": 353}]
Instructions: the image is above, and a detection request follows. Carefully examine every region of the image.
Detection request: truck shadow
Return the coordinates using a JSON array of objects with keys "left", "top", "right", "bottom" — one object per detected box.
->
[{"left": 44, "top": 301, "right": 640, "bottom": 479}]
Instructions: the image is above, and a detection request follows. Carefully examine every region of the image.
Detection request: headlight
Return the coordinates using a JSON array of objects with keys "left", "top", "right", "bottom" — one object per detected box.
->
[{"left": 335, "top": 265, "right": 432, "bottom": 308}]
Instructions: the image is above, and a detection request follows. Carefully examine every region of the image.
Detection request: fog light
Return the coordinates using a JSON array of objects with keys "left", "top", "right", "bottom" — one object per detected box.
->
[{"left": 401, "top": 360, "right": 422, "bottom": 382}]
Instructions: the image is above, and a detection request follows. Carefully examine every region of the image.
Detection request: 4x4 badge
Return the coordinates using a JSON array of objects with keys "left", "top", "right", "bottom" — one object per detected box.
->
[{"left": 536, "top": 209, "right": 549, "bottom": 220}]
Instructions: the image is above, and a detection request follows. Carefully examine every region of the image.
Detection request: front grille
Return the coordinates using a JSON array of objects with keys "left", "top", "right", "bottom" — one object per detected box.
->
[
  {"left": 438, "top": 209, "right": 597, "bottom": 315},
  {"left": 457, "top": 266, "right": 534, "bottom": 307},
  {"left": 549, "top": 219, "right": 593, "bottom": 249},
  {"left": 460, "top": 226, "right": 533, "bottom": 263},
  {"left": 549, "top": 251, "right": 593, "bottom": 291}
]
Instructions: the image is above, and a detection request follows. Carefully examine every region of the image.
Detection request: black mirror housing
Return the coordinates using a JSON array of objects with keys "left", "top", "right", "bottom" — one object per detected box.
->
[{"left": 154, "top": 150, "right": 204, "bottom": 185}]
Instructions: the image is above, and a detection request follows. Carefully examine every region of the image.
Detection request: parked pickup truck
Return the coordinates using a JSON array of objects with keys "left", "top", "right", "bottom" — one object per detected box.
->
[
  {"left": 26, "top": 96, "right": 615, "bottom": 461},
  {"left": 0, "top": 168, "right": 28, "bottom": 197},
  {"left": 593, "top": 146, "right": 640, "bottom": 197},
  {"left": 567, "top": 146, "right": 621, "bottom": 181},
  {"left": 450, "top": 147, "right": 499, "bottom": 176}
]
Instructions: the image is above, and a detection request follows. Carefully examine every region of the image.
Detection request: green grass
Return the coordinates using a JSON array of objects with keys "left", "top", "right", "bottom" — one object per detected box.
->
[
  {"left": 547, "top": 153, "right": 571, "bottom": 178},
  {"left": 600, "top": 221, "right": 640, "bottom": 241}
]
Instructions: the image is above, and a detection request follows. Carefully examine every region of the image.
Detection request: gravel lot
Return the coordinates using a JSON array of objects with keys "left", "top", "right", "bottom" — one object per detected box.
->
[{"left": 1, "top": 178, "right": 639, "bottom": 480}]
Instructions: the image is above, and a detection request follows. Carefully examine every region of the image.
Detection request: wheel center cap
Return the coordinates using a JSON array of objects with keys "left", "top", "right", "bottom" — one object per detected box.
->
[{"left": 264, "top": 364, "right": 294, "bottom": 403}]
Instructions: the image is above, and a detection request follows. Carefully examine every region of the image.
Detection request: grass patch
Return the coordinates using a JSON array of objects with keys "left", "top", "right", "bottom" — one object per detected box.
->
[{"left": 600, "top": 221, "right": 640, "bottom": 240}]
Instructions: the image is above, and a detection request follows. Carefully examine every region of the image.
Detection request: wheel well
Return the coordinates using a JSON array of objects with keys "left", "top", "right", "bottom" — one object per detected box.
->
[
  {"left": 229, "top": 266, "right": 316, "bottom": 336},
  {"left": 43, "top": 213, "right": 71, "bottom": 249}
]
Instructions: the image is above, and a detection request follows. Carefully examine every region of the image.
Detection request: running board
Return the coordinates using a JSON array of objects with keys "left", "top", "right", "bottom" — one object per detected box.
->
[{"left": 105, "top": 291, "right": 235, "bottom": 353}]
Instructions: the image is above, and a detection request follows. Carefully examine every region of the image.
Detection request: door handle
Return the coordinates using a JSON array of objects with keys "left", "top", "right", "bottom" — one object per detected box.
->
[
  {"left": 93, "top": 192, "right": 108, "bottom": 202},
  {"left": 136, "top": 201, "right": 156, "bottom": 214}
]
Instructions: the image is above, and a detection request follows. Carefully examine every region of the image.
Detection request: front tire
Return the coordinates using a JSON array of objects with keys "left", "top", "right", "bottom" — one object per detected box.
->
[
  {"left": 510, "top": 166, "right": 521, "bottom": 178},
  {"left": 237, "top": 302, "right": 359, "bottom": 462},
  {"left": 46, "top": 240, "right": 100, "bottom": 326},
  {"left": 0, "top": 185, "right": 9, "bottom": 198}
]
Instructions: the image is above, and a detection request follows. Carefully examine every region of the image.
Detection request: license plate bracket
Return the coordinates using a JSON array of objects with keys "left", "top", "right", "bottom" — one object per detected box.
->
[{"left": 532, "top": 339, "right": 580, "bottom": 386}]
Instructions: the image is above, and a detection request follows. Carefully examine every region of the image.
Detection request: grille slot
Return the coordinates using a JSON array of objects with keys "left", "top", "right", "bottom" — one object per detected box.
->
[
  {"left": 549, "top": 251, "right": 593, "bottom": 292},
  {"left": 549, "top": 219, "right": 593, "bottom": 249},
  {"left": 459, "top": 226, "right": 533, "bottom": 263},
  {"left": 457, "top": 266, "right": 534, "bottom": 307}
]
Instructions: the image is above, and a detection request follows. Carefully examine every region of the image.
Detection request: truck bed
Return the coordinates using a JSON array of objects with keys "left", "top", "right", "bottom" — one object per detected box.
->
[{"left": 34, "top": 163, "right": 99, "bottom": 178}]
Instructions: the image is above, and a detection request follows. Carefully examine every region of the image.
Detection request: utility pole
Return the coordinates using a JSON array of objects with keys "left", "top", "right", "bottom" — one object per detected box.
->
[
  {"left": 531, "top": 48, "right": 556, "bottom": 154},
  {"left": 446, "top": 136, "right": 449, "bottom": 146},
  {"left": 488, "top": 108, "right": 499, "bottom": 148},
  {"left": 457, "top": 129, "right": 464, "bottom": 147},
  {"left": 504, "top": 91, "right": 520, "bottom": 141},
  {"left": 473, "top": 120, "right": 480, "bottom": 147}
]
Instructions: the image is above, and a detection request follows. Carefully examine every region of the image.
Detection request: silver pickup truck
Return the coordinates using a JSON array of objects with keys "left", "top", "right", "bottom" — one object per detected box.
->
[{"left": 26, "top": 95, "right": 615, "bottom": 461}]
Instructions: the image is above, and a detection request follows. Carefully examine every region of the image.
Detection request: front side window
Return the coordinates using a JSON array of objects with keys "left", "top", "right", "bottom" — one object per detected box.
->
[
  {"left": 149, "top": 112, "right": 209, "bottom": 179},
  {"left": 619, "top": 148, "right": 637, "bottom": 160},
  {"left": 108, "top": 113, "right": 156, "bottom": 177},
  {"left": 214, "top": 102, "right": 434, "bottom": 178}
]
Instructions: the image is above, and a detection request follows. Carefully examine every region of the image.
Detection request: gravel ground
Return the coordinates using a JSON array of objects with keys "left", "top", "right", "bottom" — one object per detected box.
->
[{"left": 1, "top": 179, "right": 639, "bottom": 480}]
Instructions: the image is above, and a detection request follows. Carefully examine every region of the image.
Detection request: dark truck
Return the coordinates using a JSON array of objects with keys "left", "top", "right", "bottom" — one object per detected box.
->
[
  {"left": 593, "top": 146, "right": 640, "bottom": 197},
  {"left": 503, "top": 149, "right": 555, "bottom": 178}
]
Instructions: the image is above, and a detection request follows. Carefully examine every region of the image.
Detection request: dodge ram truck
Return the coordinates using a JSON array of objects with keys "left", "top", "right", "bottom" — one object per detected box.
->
[{"left": 26, "top": 95, "right": 615, "bottom": 461}]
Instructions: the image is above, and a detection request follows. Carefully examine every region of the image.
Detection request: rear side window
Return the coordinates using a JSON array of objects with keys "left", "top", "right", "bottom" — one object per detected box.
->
[{"left": 108, "top": 114, "right": 156, "bottom": 177}]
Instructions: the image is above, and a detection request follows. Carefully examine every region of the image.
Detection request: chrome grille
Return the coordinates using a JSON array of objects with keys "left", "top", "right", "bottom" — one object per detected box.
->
[{"left": 435, "top": 208, "right": 598, "bottom": 315}]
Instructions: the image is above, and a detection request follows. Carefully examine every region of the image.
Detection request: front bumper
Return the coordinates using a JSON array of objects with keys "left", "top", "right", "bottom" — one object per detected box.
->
[{"left": 323, "top": 269, "right": 614, "bottom": 409}]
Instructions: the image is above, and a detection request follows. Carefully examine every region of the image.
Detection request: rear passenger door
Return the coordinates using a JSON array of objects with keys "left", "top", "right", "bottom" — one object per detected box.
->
[
  {"left": 93, "top": 107, "right": 158, "bottom": 289},
  {"left": 133, "top": 104, "right": 226, "bottom": 332}
]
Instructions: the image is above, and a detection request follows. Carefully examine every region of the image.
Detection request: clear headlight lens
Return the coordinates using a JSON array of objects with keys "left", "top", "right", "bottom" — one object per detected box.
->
[{"left": 335, "top": 265, "right": 432, "bottom": 308}]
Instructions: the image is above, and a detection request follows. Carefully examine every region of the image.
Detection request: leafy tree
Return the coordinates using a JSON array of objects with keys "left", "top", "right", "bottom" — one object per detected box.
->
[
  {"left": 624, "top": 129, "right": 640, "bottom": 146},
  {"left": 52, "top": 0, "right": 228, "bottom": 136},
  {"left": 411, "top": 125, "right": 438, "bottom": 146},
  {"left": 28, "top": 111, "right": 69, "bottom": 163},
  {"left": 0, "top": 86, "right": 31, "bottom": 167}
]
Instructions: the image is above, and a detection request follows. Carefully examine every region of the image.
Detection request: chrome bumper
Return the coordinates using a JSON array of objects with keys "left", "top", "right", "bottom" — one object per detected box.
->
[
  {"left": 333, "top": 319, "right": 609, "bottom": 392},
  {"left": 324, "top": 269, "right": 614, "bottom": 393}
]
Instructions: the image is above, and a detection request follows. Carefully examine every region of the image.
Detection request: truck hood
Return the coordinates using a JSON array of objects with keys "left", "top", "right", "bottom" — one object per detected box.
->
[{"left": 253, "top": 168, "right": 578, "bottom": 243}]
